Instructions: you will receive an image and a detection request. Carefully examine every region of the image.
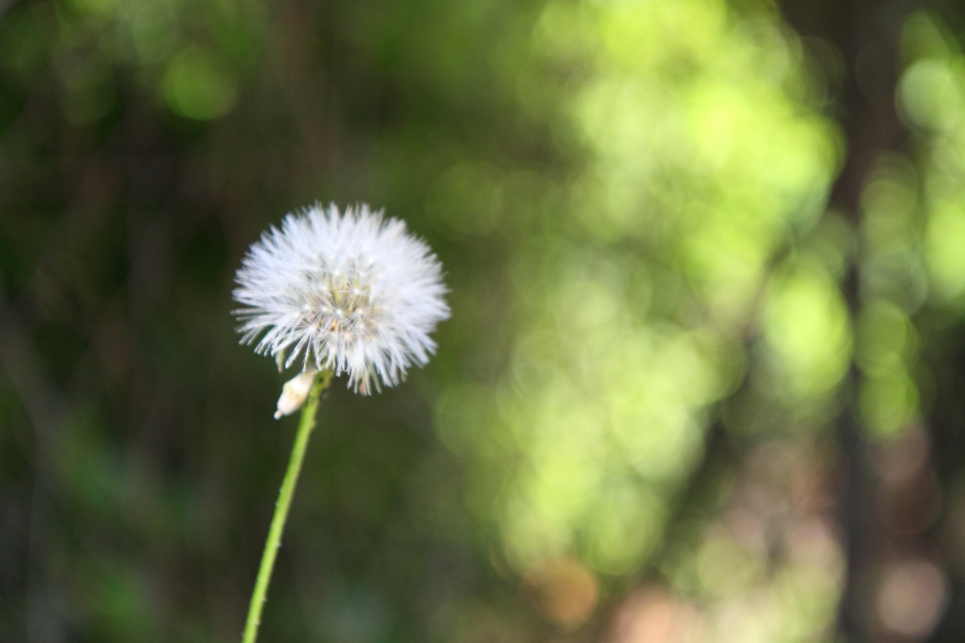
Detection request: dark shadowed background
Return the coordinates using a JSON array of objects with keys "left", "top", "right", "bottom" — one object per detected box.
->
[{"left": 2, "top": 0, "right": 965, "bottom": 641}]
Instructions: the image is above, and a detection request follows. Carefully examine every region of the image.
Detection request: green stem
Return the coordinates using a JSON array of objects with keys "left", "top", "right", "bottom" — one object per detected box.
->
[{"left": 242, "top": 369, "right": 333, "bottom": 643}]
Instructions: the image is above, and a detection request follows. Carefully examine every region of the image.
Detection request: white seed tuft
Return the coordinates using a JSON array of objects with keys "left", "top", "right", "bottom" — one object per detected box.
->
[{"left": 233, "top": 203, "right": 449, "bottom": 394}]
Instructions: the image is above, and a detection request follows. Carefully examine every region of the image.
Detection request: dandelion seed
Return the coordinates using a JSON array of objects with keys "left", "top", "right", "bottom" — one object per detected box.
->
[{"left": 233, "top": 203, "right": 449, "bottom": 394}]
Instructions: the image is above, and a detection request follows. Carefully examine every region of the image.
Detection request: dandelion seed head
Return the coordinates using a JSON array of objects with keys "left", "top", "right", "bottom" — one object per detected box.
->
[{"left": 233, "top": 203, "right": 449, "bottom": 393}]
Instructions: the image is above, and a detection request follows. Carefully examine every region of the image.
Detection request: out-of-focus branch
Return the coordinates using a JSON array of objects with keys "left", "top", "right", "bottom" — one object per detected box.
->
[{"left": 778, "top": 1, "right": 912, "bottom": 640}]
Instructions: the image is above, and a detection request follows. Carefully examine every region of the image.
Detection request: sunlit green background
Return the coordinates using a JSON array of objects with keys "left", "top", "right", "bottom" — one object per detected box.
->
[{"left": 2, "top": 0, "right": 965, "bottom": 641}]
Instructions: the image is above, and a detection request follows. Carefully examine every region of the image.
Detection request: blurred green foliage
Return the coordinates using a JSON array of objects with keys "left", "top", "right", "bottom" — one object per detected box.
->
[{"left": 3, "top": 0, "right": 965, "bottom": 641}]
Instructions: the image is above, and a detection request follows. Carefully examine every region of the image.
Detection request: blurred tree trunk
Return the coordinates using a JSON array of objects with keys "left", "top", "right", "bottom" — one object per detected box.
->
[{"left": 777, "top": 0, "right": 911, "bottom": 640}]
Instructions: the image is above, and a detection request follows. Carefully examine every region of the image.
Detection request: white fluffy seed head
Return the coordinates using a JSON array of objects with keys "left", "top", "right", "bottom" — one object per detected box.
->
[{"left": 233, "top": 203, "right": 449, "bottom": 394}]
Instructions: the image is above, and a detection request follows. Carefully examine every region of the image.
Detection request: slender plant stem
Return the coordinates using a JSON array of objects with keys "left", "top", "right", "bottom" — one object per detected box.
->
[{"left": 242, "top": 369, "right": 333, "bottom": 643}]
